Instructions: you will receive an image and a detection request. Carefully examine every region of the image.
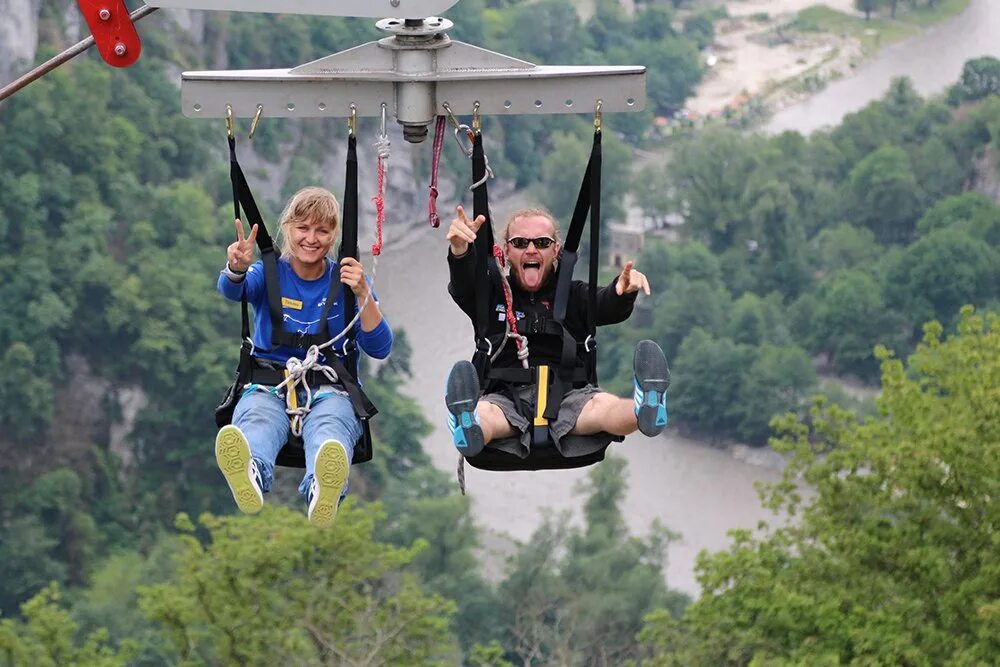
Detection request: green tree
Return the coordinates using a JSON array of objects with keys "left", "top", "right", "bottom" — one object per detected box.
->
[
  {"left": 733, "top": 344, "right": 816, "bottom": 445},
  {"left": 813, "top": 268, "right": 905, "bottom": 378},
  {"left": 0, "top": 585, "right": 134, "bottom": 667},
  {"left": 885, "top": 228, "right": 1000, "bottom": 337},
  {"left": 916, "top": 191, "right": 1000, "bottom": 237},
  {"left": 640, "top": 308, "right": 1000, "bottom": 665},
  {"left": 671, "top": 129, "right": 763, "bottom": 251},
  {"left": 497, "top": 458, "right": 686, "bottom": 665},
  {"left": 845, "top": 144, "right": 923, "bottom": 244},
  {"left": 745, "top": 180, "right": 811, "bottom": 300},
  {"left": 140, "top": 506, "right": 457, "bottom": 666},
  {"left": 949, "top": 56, "right": 1000, "bottom": 104},
  {"left": 670, "top": 328, "right": 755, "bottom": 437},
  {"left": 633, "top": 38, "right": 702, "bottom": 115},
  {"left": 814, "top": 222, "right": 881, "bottom": 274}
]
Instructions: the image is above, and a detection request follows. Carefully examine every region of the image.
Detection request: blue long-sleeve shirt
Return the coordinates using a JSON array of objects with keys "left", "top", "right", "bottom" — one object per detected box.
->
[{"left": 217, "top": 258, "right": 392, "bottom": 372}]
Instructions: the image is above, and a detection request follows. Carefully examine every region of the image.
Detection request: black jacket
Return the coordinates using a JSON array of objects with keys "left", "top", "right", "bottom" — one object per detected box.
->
[{"left": 447, "top": 246, "right": 637, "bottom": 374}]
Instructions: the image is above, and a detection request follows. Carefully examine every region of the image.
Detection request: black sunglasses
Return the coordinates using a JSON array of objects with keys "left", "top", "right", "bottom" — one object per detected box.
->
[{"left": 507, "top": 236, "right": 556, "bottom": 250}]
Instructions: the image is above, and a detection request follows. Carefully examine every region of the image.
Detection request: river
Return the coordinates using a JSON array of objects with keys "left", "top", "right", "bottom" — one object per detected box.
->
[{"left": 768, "top": 0, "right": 1000, "bottom": 134}]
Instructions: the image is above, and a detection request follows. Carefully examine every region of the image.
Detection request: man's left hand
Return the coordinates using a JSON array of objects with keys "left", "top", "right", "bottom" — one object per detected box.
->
[{"left": 615, "top": 260, "right": 651, "bottom": 296}]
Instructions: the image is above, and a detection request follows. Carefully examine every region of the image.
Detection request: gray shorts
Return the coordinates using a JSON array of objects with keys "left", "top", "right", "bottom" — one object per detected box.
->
[{"left": 482, "top": 383, "right": 614, "bottom": 459}]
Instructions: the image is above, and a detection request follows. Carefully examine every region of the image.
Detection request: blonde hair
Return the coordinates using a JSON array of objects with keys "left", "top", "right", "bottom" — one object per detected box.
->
[
  {"left": 502, "top": 207, "right": 562, "bottom": 245},
  {"left": 277, "top": 187, "right": 341, "bottom": 257}
]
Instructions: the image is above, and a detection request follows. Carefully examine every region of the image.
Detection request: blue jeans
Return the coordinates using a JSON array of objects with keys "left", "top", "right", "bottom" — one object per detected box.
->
[{"left": 232, "top": 385, "right": 361, "bottom": 502}]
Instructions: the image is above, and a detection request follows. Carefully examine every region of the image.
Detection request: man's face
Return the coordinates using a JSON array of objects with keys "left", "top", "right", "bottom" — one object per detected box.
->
[{"left": 507, "top": 214, "right": 560, "bottom": 293}]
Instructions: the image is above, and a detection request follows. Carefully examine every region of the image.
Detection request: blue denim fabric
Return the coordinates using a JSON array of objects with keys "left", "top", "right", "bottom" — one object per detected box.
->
[{"left": 232, "top": 385, "right": 360, "bottom": 502}]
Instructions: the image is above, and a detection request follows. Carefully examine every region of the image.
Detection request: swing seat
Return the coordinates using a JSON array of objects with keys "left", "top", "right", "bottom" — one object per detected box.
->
[
  {"left": 275, "top": 419, "right": 373, "bottom": 468},
  {"left": 461, "top": 363, "right": 623, "bottom": 472}
]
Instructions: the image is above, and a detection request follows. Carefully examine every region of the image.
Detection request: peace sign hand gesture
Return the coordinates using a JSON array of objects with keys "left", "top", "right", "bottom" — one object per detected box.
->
[
  {"left": 227, "top": 218, "right": 259, "bottom": 273},
  {"left": 446, "top": 205, "right": 487, "bottom": 256},
  {"left": 615, "top": 260, "right": 651, "bottom": 296}
]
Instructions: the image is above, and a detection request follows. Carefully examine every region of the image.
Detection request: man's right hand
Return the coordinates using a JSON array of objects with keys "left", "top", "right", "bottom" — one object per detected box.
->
[
  {"left": 226, "top": 218, "right": 258, "bottom": 272},
  {"left": 446, "top": 205, "right": 486, "bottom": 256}
]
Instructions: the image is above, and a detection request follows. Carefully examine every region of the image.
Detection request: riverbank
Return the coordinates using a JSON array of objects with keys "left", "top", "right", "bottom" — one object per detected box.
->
[{"left": 684, "top": 0, "right": 972, "bottom": 124}]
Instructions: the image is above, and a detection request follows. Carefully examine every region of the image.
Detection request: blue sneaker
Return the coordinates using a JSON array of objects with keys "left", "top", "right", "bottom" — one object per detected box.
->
[
  {"left": 446, "top": 361, "right": 485, "bottom": 457},
  {"left": 308, "top": 440, "right": 350, "bottom": 528},
  {"left": 215, "top": 425, "right": 264, "bottom": 514},
  {"left": 633, "top": 340, "right": 670, "bottom": 437}
]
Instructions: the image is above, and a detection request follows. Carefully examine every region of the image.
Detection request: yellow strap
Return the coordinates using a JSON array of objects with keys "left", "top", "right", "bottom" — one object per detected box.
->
[
  {"left": 534, "top": 365, "right": 549, "bottom": 427},
  {"left": 284, "top": 370, "right": 299, "bottom": 411}
]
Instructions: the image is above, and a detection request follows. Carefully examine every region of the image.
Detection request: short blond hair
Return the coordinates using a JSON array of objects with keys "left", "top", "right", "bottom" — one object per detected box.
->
[
  {"left": 502, "top": 207, "right": 562, "bottom": 245},
  {"left": 277, "top": 187, "right": 340, "bottom": 257}
]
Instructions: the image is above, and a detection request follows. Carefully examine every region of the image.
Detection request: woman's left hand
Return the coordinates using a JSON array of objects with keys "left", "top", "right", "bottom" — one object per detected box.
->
[{"left": 340, "top": 257, "right": 369, "bottom": 297}]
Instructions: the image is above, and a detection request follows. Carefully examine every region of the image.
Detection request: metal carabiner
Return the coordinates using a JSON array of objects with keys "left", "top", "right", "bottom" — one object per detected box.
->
[
  {"left": 472, "top": 101, "right": 481, "bottom": 135},
  {"left": 348, "top": 103, "right": 357, "bottom": 136},
  {"left": 249, "top": 104, "right": 263, "bottom": 140},
  {"left": 225, "top": 103, "right": 234, "bottom": 139},
  {"left": 379, "top": 102, "right": 388, "bottom": 139},
  {"left": 594, "top": 99, "right": 603, "bottom": 134}
]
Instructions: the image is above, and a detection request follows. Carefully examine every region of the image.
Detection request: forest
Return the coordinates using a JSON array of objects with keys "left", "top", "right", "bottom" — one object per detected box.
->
[{"left": 0, "top": 0, "right": 998, "bottom": 665}]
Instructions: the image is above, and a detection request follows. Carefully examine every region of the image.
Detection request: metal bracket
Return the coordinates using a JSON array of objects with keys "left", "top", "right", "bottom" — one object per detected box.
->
[{"left": 180, "top": 18, "right": 645, "bottom": 143}]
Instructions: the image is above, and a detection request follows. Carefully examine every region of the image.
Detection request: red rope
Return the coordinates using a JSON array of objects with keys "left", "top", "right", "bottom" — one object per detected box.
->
[
  {"left": 493, "top": 245, "right": 527, "bottom": 366},
  {"left": 371, "top": 153, "right": 385, "bottom": 256},
  {"left": 428, "top": 116, "right": 446, "bottom": 227}
]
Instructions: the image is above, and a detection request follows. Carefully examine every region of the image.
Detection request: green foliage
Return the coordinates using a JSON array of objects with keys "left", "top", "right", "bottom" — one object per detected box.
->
[
  {"left": 812, "top": 268, "right": 906, "bottom": 378},
  {"left": 139, "top": 505, "right": 458, "bottom": 665},
  {"left": 640, "top": 307, "right": 1000, "bottom": 665},
  {"left": 845, "top": 144, "right": 924, "bottom": 244},
  {"left": 496, "top": 458, "right": 687, "bottom": 665},
  {"left": 0, "top": 469, "right": 108, "bottom": 615},
  {"left": 948, "top": 55, "right": 1000, "bottom": 105},
  {"left": 0, "top": 585, "right": 135, "bottom": 667},
  {"left": 885, "top": 228, "right": 1000, "bottom": 337}
]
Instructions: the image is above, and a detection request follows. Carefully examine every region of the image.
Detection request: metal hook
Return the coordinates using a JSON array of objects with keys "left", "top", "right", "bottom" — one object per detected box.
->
[
  {"left": 249, "top": 104, "right": 263, "bottom": 140},
  {"left": 594, "top": 99, "right": 603, "bottom": 133},
  {"left": 379, "top": 102, "right": 388, "bottom": 138},
  {"left": 472, "top": 101, "right": 481, "bottom": 135},
  {"left": 442, "top": 102, "right": 461, "bottom": 131},
  {"left": 225, "top": 103, "right": 234, "bottom": 139},
  {"left": 348, "top": 103, "right": 357, "bottom": 136}
]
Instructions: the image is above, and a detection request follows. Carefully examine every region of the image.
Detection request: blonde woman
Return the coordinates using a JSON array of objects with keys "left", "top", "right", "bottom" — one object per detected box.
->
[{"left": 216, "top": 187, "right": 392, "bottom": 526}]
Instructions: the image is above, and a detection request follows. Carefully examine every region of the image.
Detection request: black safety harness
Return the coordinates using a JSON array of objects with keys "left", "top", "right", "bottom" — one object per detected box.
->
[
  {"left": 215, "top": 133, "right": 376, "bottom": 468},
  {"left": 465, "top": 128, "right": 621, "bottom": 472}
]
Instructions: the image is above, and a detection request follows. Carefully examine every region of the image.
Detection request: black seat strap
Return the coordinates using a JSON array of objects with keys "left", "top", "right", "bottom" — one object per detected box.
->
[
  {"left": 471, "top": 132, "right": 495, "bottom": 384},
  {"left": 337, "top": 134, "right": 361, "bottom": 378}
]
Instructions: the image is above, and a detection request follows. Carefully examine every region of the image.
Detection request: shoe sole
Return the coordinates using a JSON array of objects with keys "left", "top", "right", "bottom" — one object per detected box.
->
[
  {"left": 215, "top": 425, "right": 263, "bottom": 514},
  {"left": 634, "top": 340, "right": 671, "bottom": 437},
  {"left": 446, "top": 361, "right": 485, "bottom": 457},
  {"left": 310, "top": 440, "right": 350, "bottom": 528}
]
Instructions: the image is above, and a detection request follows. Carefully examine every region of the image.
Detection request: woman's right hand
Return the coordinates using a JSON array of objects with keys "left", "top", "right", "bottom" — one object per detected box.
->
[
  {"left": 446, "top": 205, "right": 486, "bottom": 256},
  {"left": 226, "top": 218, "right": 258, "bottom": 272}
]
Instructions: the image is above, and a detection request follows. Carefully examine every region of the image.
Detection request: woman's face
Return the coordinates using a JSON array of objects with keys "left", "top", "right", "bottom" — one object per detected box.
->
[{"left": 287, "top": 216, "right": 336, "bottom": 268}]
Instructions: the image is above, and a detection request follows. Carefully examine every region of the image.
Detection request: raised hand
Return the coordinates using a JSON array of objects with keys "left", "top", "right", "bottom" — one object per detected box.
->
[
  {"left": 615, "top": 260, "right": 651, "bottom": 296},
  {"left": 445, "top": 205, "right": 487, "bottom": 256},
  {"left": 340, "top": 257, "right": 369, "bottom": 297},
  {"left": 226, "top": 218, "right": 259, "bottom": 273}
]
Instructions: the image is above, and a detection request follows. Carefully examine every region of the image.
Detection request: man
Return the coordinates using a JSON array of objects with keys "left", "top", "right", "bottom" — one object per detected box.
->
[{"left": 444, "top": 205, "right": 670, "bottom": 459}]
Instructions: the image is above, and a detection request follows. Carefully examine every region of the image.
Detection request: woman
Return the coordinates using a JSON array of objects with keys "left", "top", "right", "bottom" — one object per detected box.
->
[{"left": 215, "top": 186, "right": 392, "bottom": 527}]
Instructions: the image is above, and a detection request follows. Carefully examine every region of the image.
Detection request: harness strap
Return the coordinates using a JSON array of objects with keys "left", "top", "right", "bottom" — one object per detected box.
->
[{"left": 471, "top": 132, "right": 495, "bottom": 382}]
